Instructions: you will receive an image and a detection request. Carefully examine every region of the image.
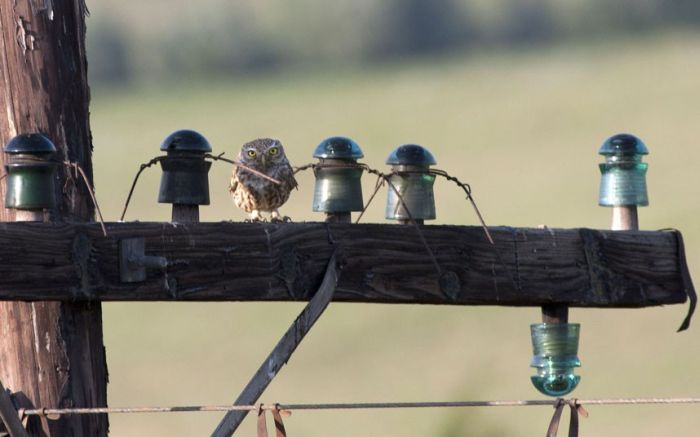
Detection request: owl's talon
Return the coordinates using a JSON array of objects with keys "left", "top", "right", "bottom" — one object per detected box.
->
[
  {"left": 244, "top": 217, "right": 267, "bottom": 223},
  {"left": 271, "top": 216, "right": 292, "bottom": 223}
]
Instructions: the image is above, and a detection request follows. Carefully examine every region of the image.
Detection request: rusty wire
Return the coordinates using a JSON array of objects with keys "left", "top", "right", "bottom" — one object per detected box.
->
[
  {"left": 0, "top": 159, "right": 109, "bottom": 236},
  {"left": 16, "top": 397, "right": 700, "bottom": 418},
  {"left": 119, "top": 156, "right": 165, "bottom": 221},
  {"left": 295, "top": 161, "right": 519, "bottom": 284},
  {"left": 294, "top": 162, "right": 443, "bottom": 276},
  {"left": 204, "top": 152, "right": 282, "bottom": 185},
  {"left": 366, "top": 165, "right": 520, "bottom": 291},
  {"left": 119, "top": 153, "right": 282, "bottom": 222},
  {"left": 63, "top": 161, "right": 108, "bottom": 237}
]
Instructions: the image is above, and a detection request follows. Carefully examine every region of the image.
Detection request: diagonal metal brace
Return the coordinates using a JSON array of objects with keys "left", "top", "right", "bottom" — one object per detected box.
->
[
  {"left": 0, "top": 381, "right": 29, "bottom": 437},
  {"left": 211, "top": 250, "right": 340, "bottom": 437}
]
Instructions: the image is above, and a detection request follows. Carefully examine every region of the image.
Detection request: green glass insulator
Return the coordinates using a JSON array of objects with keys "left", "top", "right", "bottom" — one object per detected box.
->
[
  {"left": 3, "top": 133, "right": 58, "bottom": 210},
  {"left": 312, "top": 163, "right": 364, "bottom": 212},
  {"left": 530, "top": 323, "right": 581, "bottom": 397},
  {"left": 385, "top": 172, "right": 436, "bottom": 220},
  {"left": 312, "top": 137, "right": 365, "bottom": 214},
  {"left": 385, "top": 144, "right": 438, "bottom": 221},
  {"left": 598, "top": 133, "right": 649, "bottom": 207},
  {"left": 5, "top": 162, "right": 58, "bottom": 209}
]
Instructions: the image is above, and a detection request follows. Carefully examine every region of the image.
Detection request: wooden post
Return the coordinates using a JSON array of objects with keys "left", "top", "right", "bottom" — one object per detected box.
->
[
  {"left": 399, "top": 218, "right": 424, "bottom": 225},
  {"left": 325, "top": 212, "right": 351, "bottom": 223},
  {"left": 541, "top": 304, "right": 568, "bottom": 324},
  {"left": 611, "top": 206, "right": 638, "bottom": 231},
  {"left": 0, "top": 2, "right": 108, "bottom": 436},
  {"left": 172, "top": 204, "right": 200, "bottom": 223}
]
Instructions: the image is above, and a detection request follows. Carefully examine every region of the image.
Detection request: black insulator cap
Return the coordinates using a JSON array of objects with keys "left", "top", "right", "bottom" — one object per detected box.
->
[
  {"left": 313, "top": 136, "right": 364, "bottom": 160},
  {"left": 160, "top": 129, "right": 212, "bottom": 153},
  {"left": 386, "top": 144, "right": 437, "bottom": 166},
  {"left": 598, "top": 133, "right": 648, "bottom": 156},
  {"left": 4, "top": 133, "right": 57, "bottom": 155}
]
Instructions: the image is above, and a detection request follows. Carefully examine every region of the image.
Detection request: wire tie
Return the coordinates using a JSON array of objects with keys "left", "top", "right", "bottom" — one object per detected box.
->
[
  {"left": 272, "top": 404, "right": 288, "bottom": 437},
  {"left": 257, "top": 403, "right": 268, "bottom": 437}
]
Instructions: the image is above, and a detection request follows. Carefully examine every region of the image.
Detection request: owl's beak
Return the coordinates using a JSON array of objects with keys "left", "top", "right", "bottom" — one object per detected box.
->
[{"left": 261, "top": 154, "right": 267, "bottom": 170}]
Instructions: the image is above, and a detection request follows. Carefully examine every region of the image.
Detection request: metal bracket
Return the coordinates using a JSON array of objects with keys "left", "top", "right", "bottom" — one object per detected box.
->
[{"left": 119, "top": 238, "right": 168, "bottom": 283}]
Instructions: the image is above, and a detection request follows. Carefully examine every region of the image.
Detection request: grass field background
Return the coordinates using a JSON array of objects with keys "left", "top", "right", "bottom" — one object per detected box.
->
[{"left": 89, "top": 33, "right": 700, "bottom": 436}]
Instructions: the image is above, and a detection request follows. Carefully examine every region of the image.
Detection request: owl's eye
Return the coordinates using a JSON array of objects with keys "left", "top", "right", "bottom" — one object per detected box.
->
[
  {"left": 246, "top": 150, "right": 257, "bottom": 158},
  {"left": 268, "top": 147, "right": 279, "bottom": 156}
]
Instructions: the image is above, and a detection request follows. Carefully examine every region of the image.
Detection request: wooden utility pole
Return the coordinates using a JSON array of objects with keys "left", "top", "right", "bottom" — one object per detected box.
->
[{"left": 0, "top": 1, "right": 108, "bottom": 436}]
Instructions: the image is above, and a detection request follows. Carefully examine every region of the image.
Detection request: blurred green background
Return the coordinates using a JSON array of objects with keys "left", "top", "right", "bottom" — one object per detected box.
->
[{"left": 85, "top": 1, "right": 700, "bottom": 435}]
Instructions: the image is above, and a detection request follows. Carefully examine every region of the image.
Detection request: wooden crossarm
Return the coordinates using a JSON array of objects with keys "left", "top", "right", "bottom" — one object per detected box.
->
[{"left": 0, "top": 222, "right": 692, "bottom": 308}]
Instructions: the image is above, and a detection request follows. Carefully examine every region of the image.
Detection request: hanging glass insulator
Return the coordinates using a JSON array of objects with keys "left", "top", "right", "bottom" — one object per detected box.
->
[
  {"left": 598, "top": 133, "right": 649, "bottom": 207},
  {"left": 530, "top": 323, "right": 581, "bottom": 397},
  {"left": 157, "top": 129, "right": 213, "bottom": 206},
  {"left": 385, "top": 144, "right": 437, "bottom": 222},
  {"left": 3, "top": 133, "right": 59, "bottom": 209},
  {"left": 312, "top": 136, "right": 365, "bottom": 215}
]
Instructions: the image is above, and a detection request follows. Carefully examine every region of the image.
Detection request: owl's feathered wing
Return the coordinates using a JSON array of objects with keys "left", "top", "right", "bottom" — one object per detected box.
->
[
  {"left": 228, "top": 173, "right": 238, "bottom": 194},
  {"left": 280, "top": 163, "right": 298, "bottom": 191}
]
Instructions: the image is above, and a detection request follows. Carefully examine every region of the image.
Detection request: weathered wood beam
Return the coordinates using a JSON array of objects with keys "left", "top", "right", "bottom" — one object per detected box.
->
[{"left": 0, "top": 222, "right": 691, "bottom": 307}]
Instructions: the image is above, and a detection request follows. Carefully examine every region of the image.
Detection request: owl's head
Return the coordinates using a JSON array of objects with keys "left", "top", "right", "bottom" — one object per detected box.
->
[{"left": 239, "top": 138, "right": 288, "bottom": 170}]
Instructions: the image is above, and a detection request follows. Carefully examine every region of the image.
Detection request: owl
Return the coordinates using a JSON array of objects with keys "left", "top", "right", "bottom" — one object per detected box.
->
[{"left": 229, "top": 138, "right": 298, "bottom": 221}]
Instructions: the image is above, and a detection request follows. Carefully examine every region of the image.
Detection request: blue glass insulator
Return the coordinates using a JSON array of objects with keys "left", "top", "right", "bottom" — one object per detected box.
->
[
  {"left": 530, "top": 323, "right": 581, "bottom": 397},
  {"left": 313, "top": 136, "right": 364, "bottom": 160},
  {"left": 598, "top": 133, "right": 649, "bottom": 207},
  {"left": 598, "top": 133, "right": 648, "bottom": 157}
]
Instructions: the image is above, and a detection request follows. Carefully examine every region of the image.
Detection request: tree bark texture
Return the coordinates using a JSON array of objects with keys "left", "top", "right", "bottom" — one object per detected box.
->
[{"left": 0, "top": 1, "right": 108, "bottom": 436}]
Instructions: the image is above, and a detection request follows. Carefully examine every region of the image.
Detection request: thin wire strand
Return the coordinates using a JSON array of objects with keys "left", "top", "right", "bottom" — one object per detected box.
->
[
  {"left": 120, "top": 156, "right": 164, "bottom": 221},
  {"left": 119, "top": 153, "right": 282, "bottom": 222},
  {"left": 0, "top": 161, "right": 108, "bottom": 236},
  {"left": 293, "top": 163, "right": 316, "bottom": 174},
  {"left": 18, "top": 397, "right": 700, "bottom": 417},
  {"left": 64, "top": 161, "right": 108, "bottom": 237},
  {"left": 204, "top": 153, "right": 282, "bottom": 185},
  {"left": 428, "top": 168, "right": 521, "bottom": 291},
  {"left": 383, "top": 173, "right": 442, "bottom": 275},
  {"left": 295, "top": 162, "right": 442, "bottom": 276},
  {"left": 355, "top": 173, "right": 384, "bottom": 223}
]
